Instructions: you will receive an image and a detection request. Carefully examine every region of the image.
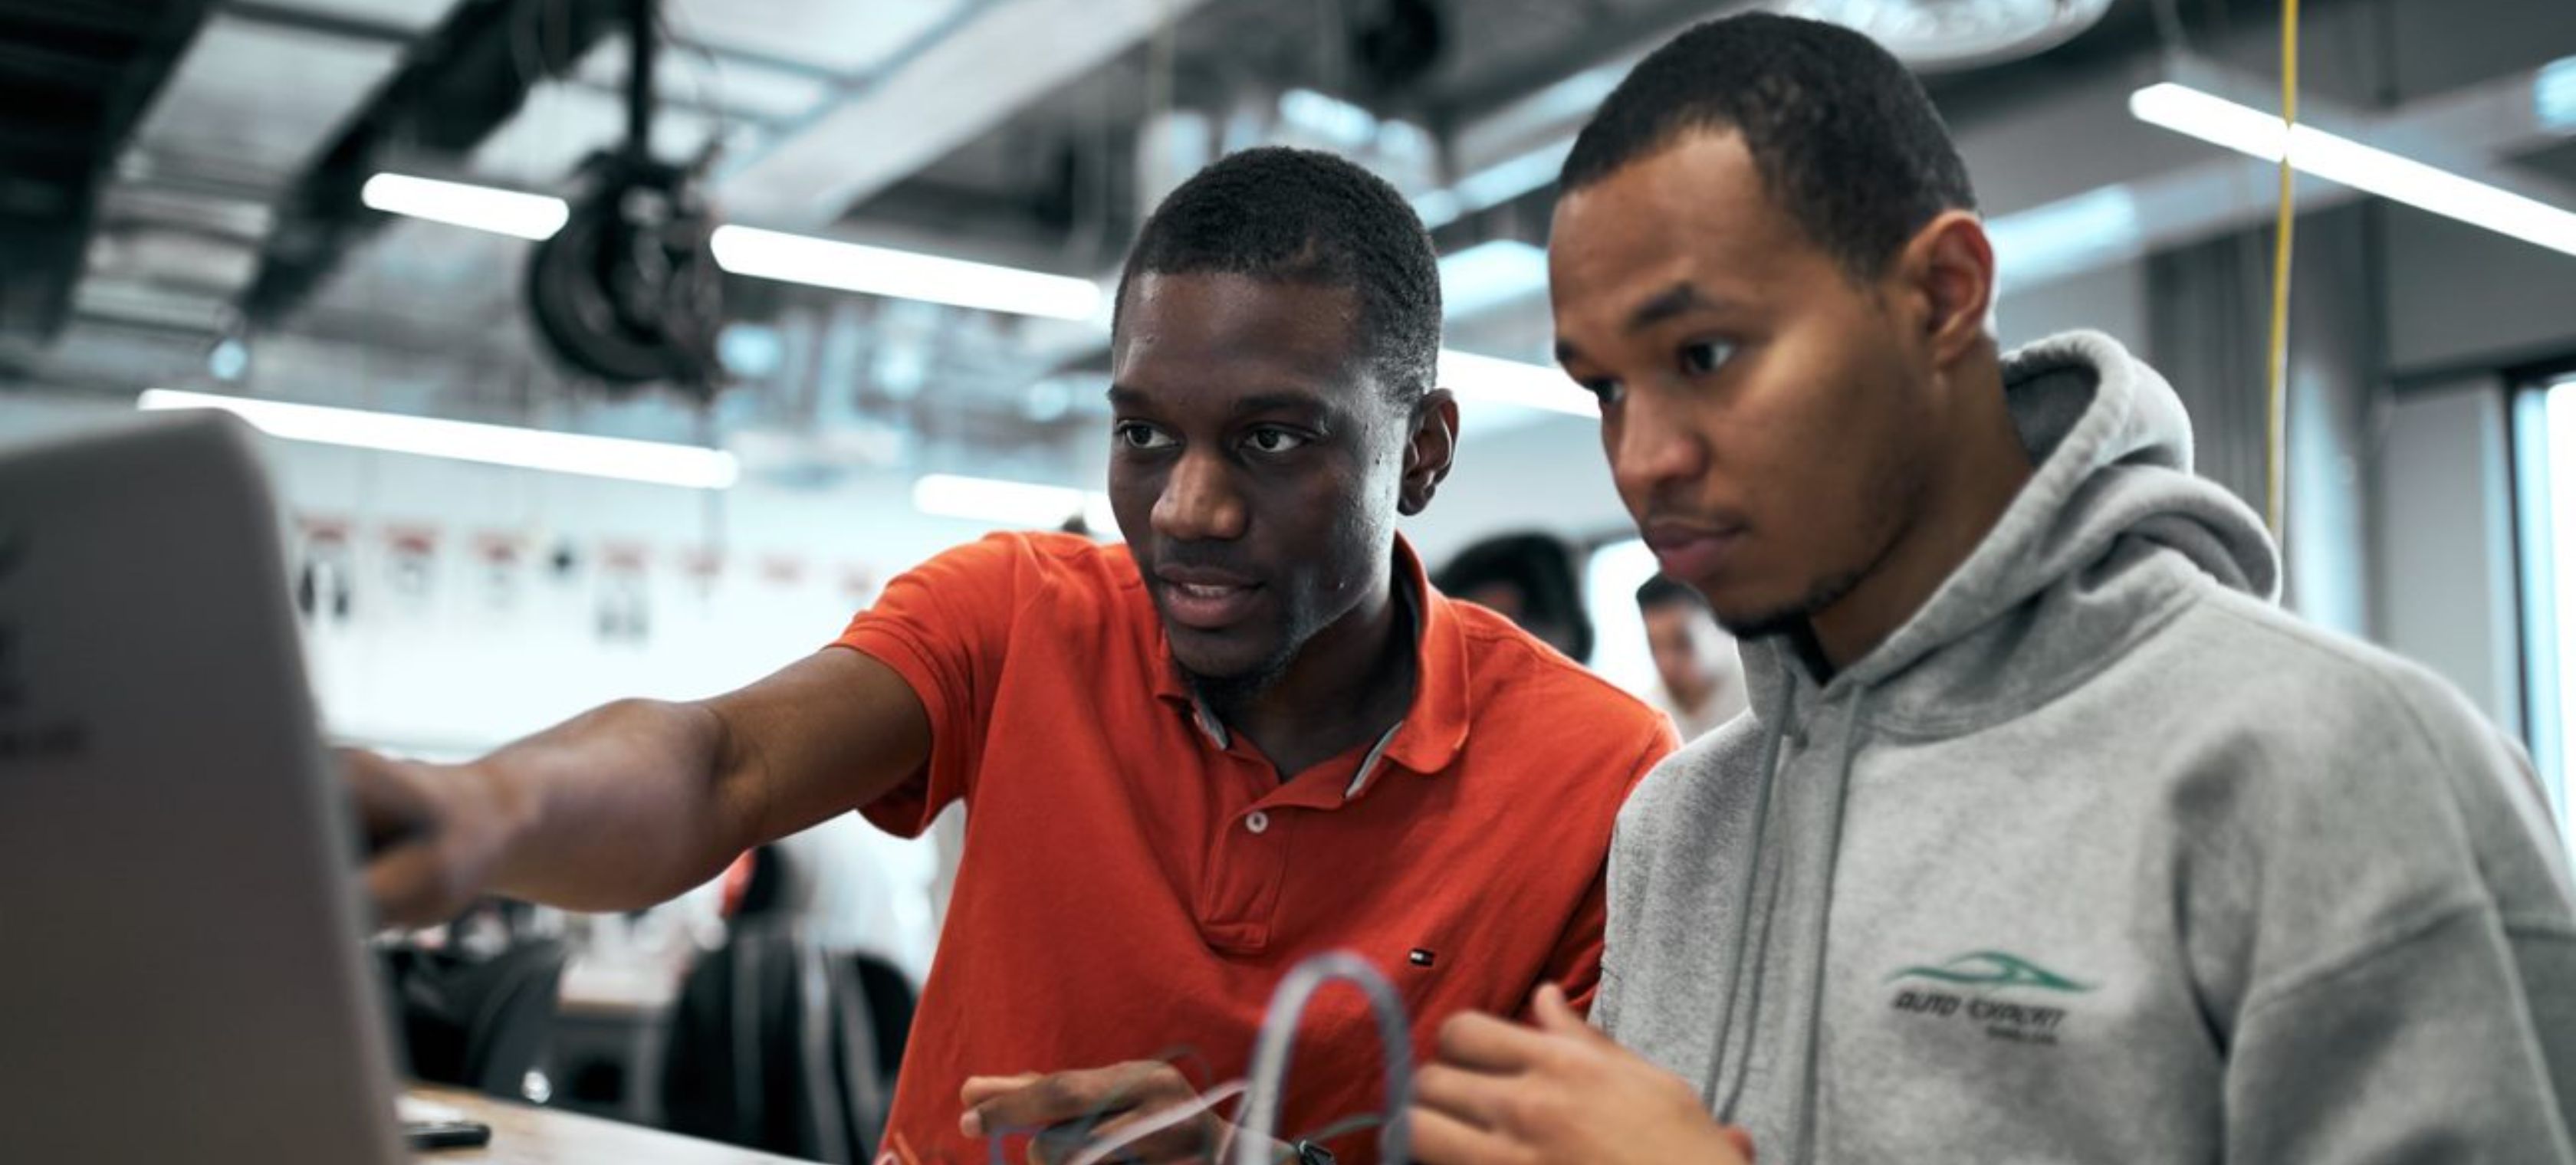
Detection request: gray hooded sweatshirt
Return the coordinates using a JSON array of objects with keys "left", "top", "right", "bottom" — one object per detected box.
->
[{"left": 1595, "top": 331, "right": 2576, "bottom": 1163}]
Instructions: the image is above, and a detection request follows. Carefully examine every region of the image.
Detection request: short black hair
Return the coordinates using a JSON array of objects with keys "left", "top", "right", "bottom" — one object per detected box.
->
[
  {"left": 1434, "top": 532, "right": 1595, "bottom": 664},
  {"left": 1115, "top": 146, "right": 1441, "bottom": 405},
  {"left": 1634, "top": 573, "right": 1703, "bottom": 612},
  {"left": 1560, "top": 11, "right": 1977, "bottom": 278}
]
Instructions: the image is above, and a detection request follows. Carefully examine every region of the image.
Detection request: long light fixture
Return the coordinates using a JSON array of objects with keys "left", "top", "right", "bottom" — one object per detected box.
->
[
  {"left": 1412, "top": 141, "right": 1576, "bottom": 229},
  {"left": 137, "top": 389, "right": 740, "bottom": 490},
  {"left": 913, "top": 473, "right": 1116, "bottom": 530},
  {"left": 1439, "top": 348, "right": 1597, "bottom": 418},
  {"left": 709, "top": 225, "right": 1104, "bottom": 321},
  {"left": 360, "top": 172, "right": 568, "bottom": 241},
  {"left": 1984, "top": 185, "right": 2145, "bottom": 290},
  {"left": 1438, "top": 241, "right": 1549, "bottom": 317},
  {"left": 2130, "top": 81, "right": 2576, "bottom": 258},
  {"left": 359, "top": 172, "right": 1102, "bottom": 320},
  {"left": 2542, "top": 55, "right": 2576, "bottom": 132}
]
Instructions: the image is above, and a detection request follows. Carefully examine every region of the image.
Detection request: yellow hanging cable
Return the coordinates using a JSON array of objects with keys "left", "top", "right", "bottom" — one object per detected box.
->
[{"left": 2265, "top": 0, "right": 2300, "bottom": 539}]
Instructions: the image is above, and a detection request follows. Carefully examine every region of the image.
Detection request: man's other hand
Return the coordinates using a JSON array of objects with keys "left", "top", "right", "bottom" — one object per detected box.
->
[{"left": 1411, "top": 983, "right": 1755, "bottom": 1165}]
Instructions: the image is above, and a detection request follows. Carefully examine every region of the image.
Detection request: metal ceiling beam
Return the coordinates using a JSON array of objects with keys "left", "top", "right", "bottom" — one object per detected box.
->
[
  {"left": 0, "top": 0, "right": 219, "bottom": 343},
  {"left": 1994, "top": 57, "right": 2576, "bottom": 292},
  {"left": 219, "top": 0, "right": 414, "bottom": 44},
  {"left": 219, "top": 0, "right": 845, "bottom": 83},
  {"left": 715, "top": 0, "right": 1214, "bottom": 231},
  {"left": 235, "top": 0, "right": 626, "bottom": 327}
]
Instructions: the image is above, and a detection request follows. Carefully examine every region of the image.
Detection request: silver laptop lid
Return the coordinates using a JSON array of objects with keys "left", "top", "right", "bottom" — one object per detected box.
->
[{"left": 0, "top": 412, "right": 402, "bottom": 1163}]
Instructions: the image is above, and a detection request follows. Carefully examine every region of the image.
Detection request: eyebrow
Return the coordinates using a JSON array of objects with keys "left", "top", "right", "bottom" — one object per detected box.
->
[
  {"left": 1556, "top": 281, "right": 1732, "bottom": 366},
  {"left": 1626, "top": 281, "right": 1723, "bottom": 333},
  {"left": 1230, "top": 391, "right": 1329, "bottom": 418},
  {"left": 1105, "top": 386, "right": 1332, "bottom": 418}
]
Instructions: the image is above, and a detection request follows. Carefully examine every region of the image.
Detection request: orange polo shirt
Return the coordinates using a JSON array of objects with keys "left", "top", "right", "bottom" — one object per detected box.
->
[{"left": 833, "top": 532, "right": 1672, "bottom": 1165}]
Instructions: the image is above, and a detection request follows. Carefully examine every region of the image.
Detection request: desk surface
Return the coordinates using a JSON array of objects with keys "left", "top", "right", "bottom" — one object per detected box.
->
[{"left": 405, "top": 1085, "right": 808, "bottom": 1164}]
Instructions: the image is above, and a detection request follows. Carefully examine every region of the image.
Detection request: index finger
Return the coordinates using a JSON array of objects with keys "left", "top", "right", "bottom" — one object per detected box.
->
[
  {"left": 338, "top": 749, "right": 433, "bottom": 851},
  {"left": 961, "top": 1073, "right": 1046, "bottom": 1109},
  {"left": 1434, "top": 1009, "right": 1562, "bottom": 1073},
  {"left": 361, "top": 838, "right": 458, "bottom": 931},
  {"left": 968, "top": 1063, "right": 1175, "bottom": 1134}
]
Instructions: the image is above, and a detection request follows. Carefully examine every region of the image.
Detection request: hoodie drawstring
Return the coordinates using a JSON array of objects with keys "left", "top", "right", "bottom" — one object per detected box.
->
[
  {"left": 1698, "top": 657, "right": 1870, "bottom": 1160},
  {"left": 1788, "top": 688, "right": 1868, "bottom": 1163},
  {"left": 1701, "top": 662, "right": 1796, "bottom": 1117}
]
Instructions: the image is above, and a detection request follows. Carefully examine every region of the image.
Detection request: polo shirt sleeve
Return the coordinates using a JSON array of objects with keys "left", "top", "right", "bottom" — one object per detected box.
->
[
  {"left": 831, "top": 532, "right": 1032, "bottom": 838},
  {"left": 1530, "top": 719, "right": 1679, "bottom": 1019}
]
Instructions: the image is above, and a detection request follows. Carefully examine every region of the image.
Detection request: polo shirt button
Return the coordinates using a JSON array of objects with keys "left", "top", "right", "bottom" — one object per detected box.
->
[{"left": 1246, "top": 810, "right": 1271, "bottom": 835}]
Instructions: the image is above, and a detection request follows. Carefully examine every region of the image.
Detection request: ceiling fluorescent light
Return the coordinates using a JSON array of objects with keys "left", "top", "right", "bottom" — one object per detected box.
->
[
  {"left": 2130, "top": 81, "right": 2576, "bottom": 257},
  {"left": 1413, "top": 140, "right": 1577, "bottom": 230},
  {"left": 1439, "top": 349, "right": 1596, "bottom": 418},
  {"left": 1986, "top": 186, "right": 2144, "bottom": 290},
  {"left": 1453, "top": 141, "right": 1574, "bottom": 212},
  {"left": 360, "top": 172, "right": 1101, "bottom": 320},
  {"left": 913, "top": 473, "right": 1115, "bottom": 530},
  {"left": 1411, "top": 190, "right": 1467, "bottom": 230},
  {"left": 1278, "top": 88, "right": 1380, "bottom": 150},
  {"left": 360, "top": 172, "right": 568, "bottom": 241},
  {"left": 136, "top": 389, "right": 738, "bottom": 489},
  {"left": 2540, "top": 55, "right": 2576, "bottom": 132},
  {"left": 711, "top": 225, "right": 1103, "bottom": 320},
  {"left": 1438, "top": 241, "right": 1549, "bottom": 317}
]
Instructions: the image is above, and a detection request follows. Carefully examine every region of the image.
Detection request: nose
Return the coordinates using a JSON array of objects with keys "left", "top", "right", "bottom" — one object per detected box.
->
[
  {"left": 1608, "top": 388, "right": 1711, "bottom": 505},
  {"left": 1152, "top": 448, "right": 1248, "bottom": 543}
]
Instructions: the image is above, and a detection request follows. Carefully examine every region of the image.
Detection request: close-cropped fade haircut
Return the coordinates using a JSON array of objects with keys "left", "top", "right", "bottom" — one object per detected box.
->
[
  {"left": 1116, "top": 146, "right": 1441, "bottom": 406},
  {"left": 1561, "top": 11, "right": 1979, "bottom": 279}
]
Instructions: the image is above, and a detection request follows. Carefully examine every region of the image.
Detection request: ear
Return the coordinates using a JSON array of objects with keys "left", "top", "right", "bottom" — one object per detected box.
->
[
  {"left": 1894, "top": 210, "right": 1995, "bottom": 368},
  {"left": 1398, "top": 387, "right": 1460, "bottom": 517}
]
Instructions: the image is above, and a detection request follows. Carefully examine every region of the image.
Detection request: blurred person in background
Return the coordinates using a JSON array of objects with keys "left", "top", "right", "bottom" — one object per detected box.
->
[
  {"left": 1634, "top": 574, "right": 1744, "bottom": 740},
  {"left": 343, "top": 146, "right": 1673, "bottom": 1165},
  {"left": 1408, "top": 13, "right": 2576, "bottom": 1165},
  {"left": 715, "top": 814, "right": 935, "bottom": 984},
  {"left": 1433, "top": 531, "right": 1595, "bottom": 665}
]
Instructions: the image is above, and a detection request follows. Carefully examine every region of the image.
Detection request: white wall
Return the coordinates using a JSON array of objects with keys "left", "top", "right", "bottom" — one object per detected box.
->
[
  {"left": 1405, "top": 413, "right": 1623, "bottom": 567},
  {"left": 1998, "top": 261, "right": 2152, "bottom": 358},
  {"left": 2385, "top": 208, "right": 2576, "bottom": 376},
  {"left": 2367, "top": 208, "right": 2576, "bottom": 737},
  {"left": 0, "top": 391, "right": 1030, "bottom": 752},
  {"left": 4, "top": 389, "right": 974, "bottom": 947},
  {"left": 2374, "top": 381, "right": 2525, "bottom": 731}
]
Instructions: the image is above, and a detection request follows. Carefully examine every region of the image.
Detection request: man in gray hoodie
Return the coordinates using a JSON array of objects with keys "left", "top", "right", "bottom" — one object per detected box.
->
[{"left": 1410, "top": 13, "right": 2576, "bottom": 1164}]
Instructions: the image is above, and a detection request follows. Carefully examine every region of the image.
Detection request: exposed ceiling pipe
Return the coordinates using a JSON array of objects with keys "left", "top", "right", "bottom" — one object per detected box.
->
[{"left": 235, "top": 0, "right": 629, "bottom": 329}]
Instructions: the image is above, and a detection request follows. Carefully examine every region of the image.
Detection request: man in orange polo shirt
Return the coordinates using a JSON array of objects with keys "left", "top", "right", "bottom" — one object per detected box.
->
[{"left": 343, "top": 147, "right": 1673, "bottom": 1163}]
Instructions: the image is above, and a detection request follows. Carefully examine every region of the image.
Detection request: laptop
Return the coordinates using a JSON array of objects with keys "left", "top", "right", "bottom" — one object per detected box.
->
[{"left": 0, "top": 412, "right": 407, "bottom": 1162}]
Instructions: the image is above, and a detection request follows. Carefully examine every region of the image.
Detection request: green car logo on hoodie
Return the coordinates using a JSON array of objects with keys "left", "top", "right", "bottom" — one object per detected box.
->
[
  {"left": 1889, "top": 950, "right": 2094, "bottom": 994},
  {"left": 1887, "top": 952, "right": 2092, "bottom": 1046}
]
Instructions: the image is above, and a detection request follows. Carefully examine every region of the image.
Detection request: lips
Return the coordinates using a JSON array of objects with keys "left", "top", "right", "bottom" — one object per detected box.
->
[
  {"left": 1643, "top": 520, "right": 1749, "bottom": 582},
  {"left": 1153, "top": 565, "right": 1264, "bottom": 630}
]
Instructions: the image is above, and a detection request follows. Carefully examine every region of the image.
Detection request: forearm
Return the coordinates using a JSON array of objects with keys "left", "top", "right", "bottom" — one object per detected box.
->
[{"left": 468, "top": 697, "right": 751, "bottom": 912}]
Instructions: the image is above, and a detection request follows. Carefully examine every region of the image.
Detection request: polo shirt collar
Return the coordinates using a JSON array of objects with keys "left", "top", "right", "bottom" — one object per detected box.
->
[{"left": 1148, "top": 534, "right": 1474, "bottom": 794}]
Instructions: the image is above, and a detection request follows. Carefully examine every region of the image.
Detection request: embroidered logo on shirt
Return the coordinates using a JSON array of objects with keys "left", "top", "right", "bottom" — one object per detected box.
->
[
  {"left": 1886, "top": 950, "right": 2091, "bottom": 1047},
  {"left": 1888, "top": 950, "right": 2093, "bottom": 993}
]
